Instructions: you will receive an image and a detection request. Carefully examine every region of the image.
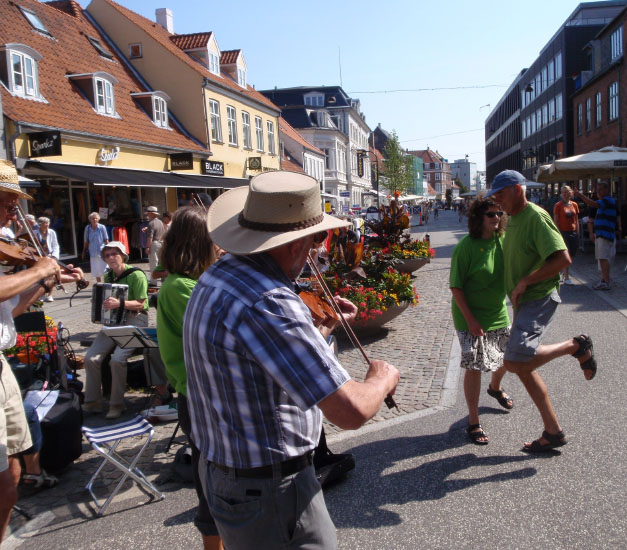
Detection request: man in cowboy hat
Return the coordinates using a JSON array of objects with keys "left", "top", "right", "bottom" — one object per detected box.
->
[
  {"left": 0, "top": 160, "right": 83, "bottom": 542},
  {"left": 184, "top": 171, "right": 400, "bottom": 550},
  {"left": 144, "top": 206, "right": 164, "bottom": 285}
]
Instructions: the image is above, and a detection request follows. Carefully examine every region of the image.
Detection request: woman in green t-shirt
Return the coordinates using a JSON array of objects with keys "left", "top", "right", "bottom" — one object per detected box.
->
[
  {"left": 450, "top": 197, "right": 513, "bottom": 445},
  {"left": 156, "top": 206, "right": 222, "bottom": 549}
]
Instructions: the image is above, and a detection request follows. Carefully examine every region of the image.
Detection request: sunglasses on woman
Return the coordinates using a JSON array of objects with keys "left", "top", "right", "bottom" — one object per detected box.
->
[{"left": 485, "top": 211, "right": 504, "bottom": 218}]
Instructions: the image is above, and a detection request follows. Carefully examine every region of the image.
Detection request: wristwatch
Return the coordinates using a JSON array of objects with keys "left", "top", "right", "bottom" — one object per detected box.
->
[{"left": 37, "top": 278, "right": 53, "bottom": 293}]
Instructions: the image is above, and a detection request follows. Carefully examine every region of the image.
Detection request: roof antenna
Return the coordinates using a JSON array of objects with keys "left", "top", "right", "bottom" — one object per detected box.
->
[{"left": 338, "top": 46, "right": 343, "bottom": 88}]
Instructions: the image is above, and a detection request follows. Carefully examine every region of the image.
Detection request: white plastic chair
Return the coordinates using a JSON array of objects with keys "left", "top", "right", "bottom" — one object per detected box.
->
[{"left": 81, "top": 415, "right": 164, "bottom": 515}]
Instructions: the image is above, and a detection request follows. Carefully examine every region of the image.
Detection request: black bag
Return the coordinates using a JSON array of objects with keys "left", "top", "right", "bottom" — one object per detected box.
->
[{"left": 39, "top": 390, "right": 84, "bottom": 473}]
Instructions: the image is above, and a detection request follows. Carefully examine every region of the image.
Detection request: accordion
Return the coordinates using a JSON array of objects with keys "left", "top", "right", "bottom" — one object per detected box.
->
[{"left": 91, "top": 283, "right": 129, "bottom": 326}]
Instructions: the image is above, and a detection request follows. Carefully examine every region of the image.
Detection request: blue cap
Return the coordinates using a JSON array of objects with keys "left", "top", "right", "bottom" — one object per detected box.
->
[{"left": 485, "top": 170, "right": 526, "bottom": 197}]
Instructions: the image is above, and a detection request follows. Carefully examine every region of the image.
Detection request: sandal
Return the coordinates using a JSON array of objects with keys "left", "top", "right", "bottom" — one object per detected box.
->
[
  {"left": 467, "top": 423, "right": 489, "bottom": 445},
  {"left": 487, "top": 385, "right": 514, "bottom": 410},
  {"left": 522, "top": 430, "right": 567, "bottom": 453},
  {"left": 572, "top": 334, "right": 597, "bottom": 380},
  {"left": 21, "top": 469, "right": 58, "bottom": 489},
  {"left": 152, "top": 389, "right": 174, "bottom": 407}
]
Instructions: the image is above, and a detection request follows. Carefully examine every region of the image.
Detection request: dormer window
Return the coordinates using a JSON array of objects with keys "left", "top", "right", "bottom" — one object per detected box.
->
[
  {"left": 0, "top": 44, "right": 43, "bottom": 100},
  {"left": 209, "top": 51, "right": 220, "bottom": 75},
  {"left": 237, "top": 67, "right": 246, "bottom": 87},
  {"left": 19, "top": 6, "right": 50, "bottom": 36},
  {"left": 68, "top": 71, "right": 119, "bottom": 117},
  {"left": 87, "top": 36, "right": 113, "bottom": 60},
  {"left": 130, "top": 91, "right": 170, "bottom": 128},
  {"left": 304, "top": 92, "right": 324, "bottom": 107}
]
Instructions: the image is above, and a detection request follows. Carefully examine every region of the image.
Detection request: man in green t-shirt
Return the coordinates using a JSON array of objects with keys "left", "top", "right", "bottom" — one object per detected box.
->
[{"left": 486, "top": 170, "right": 598, "bottom": 453}]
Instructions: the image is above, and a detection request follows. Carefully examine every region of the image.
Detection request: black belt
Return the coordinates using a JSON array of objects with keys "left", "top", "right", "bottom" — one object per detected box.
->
[{"left": 213, "top": 452, "right": 313, "bottom": 479}]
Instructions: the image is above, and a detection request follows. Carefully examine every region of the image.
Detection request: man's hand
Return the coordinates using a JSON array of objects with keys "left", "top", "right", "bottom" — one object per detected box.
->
[
  {"left": 365, "top": 359, "right": 400, "bottom": 397},
  {"left": 103, "top": 296, "right": 120, "bottom": 310},
  {"left": 467, "top": 317, "right": 484, "bottom": 338},
  {"left": 60, "top": 264, "right": 84, "bottom": 284},
  {"left": 333, "top": 296, "right": 357, "bottom": 324},
  {"left": 35, "top": 256, "right": 61, "bottom": 280},
  {"left": 511, "top": 279, "right": 528, "bottom": 309}
]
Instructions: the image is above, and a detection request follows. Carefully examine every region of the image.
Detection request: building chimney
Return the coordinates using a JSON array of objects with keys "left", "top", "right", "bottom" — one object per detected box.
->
[{"left": 155, "top": 8, "right": 173, "bottom": 33}]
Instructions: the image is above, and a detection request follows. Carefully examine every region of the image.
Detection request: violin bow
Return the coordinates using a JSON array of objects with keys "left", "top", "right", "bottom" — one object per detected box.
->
[{"left": 307, "top": 252, "right": 398, "bottom": 410}]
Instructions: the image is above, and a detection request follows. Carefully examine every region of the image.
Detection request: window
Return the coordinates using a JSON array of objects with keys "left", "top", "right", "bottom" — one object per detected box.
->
[
  {"left": 611, "top": 26, "right": 623, "bottom": 61},
  {"left": 87, "top": 36, "right": 113, "bottom": 59},
  {"left": 596, "top": 92, "right": 602, "bottom": 127},
  {"left": 548, "top": 59, "right": 555, "bottom": 87},
  {"left": 522, "top": 120, "right": 527, "bottom": 139},
  {"left": 536, "top": 109, "right": 541, "bottom": 130},
  {"left": 242, "top": 111, "right": 252, "bottom": 149},
  {"left": 535, "top": 73, "right": 541, "bottom": 95},
  {"left": 209, "top": 99, "right": 222, "bottom": 142},
  {"left": 555, "top": 93, "right": 563, "bottom": 120},
  {"left": 153, "top": 96, "right": 168, "bottom": 128},
  {"left": 95, "top": 76, "right": 114, "bottom": 115},
  {"left": 531, "top": 113, "right": 536, "bottom": 134},
  {"left": 209, "top": 52, "right": 220, "bottom": 75},
  {"left": 226, "top": 105, "right": 237, "bottom": 146},
  {"left": 435, "top": 173, "right": 441, "bottom": 181},
  {"left": 129, "top": 44, "right": 142, "bottom": 59},
  {"left": 555, "top": 52, "right": 562, "bottom": 79},
  {"left": 577, "top": 104, "right": 583, "bottom": 135},
  {"left": 304, "top": 93, "right": 324, "bottom": 106},
  {"left": 255, "top": 116, "right": 263, "bottom": 151},
  {"left": 542, "top": 103, "right": 548, "bottom": 127},
  {"left": 237, "top": 68, "right": 246, "bottom": 88},
  {"left": 526, "top": 116, "right": 531, "bottom": 136},
  {"left": 542, "top": 66, "right": 548, "bottom": 90},
  {"left": 548, "top": 98, "right": 555, "bottom": 122},
  {"left": 9, "top": 49, "right": 39, "bottom": 98},
  {"left": 322, "top": 148, "right": 330, "bottom": 169},
  {"left": 585, "top": 98, "right": 591, "bottom": 131},
  {"left": 609, "top": 81, "right": 619, "bottom": 120},
  {"left": 267, "top": 121, "right": 275, "bottom": 155},
  {"left": 19, "top": 7, "right": 50, "bottom": 35}
]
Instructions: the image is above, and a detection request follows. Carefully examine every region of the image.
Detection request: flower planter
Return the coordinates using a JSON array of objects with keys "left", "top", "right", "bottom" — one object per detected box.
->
[
  {"left": 353, "top": 302, "right": 410, "bottom": 335},
  {"left": 394, "top": 257, "right": 430, "bottom": 273},
  {"left": 17, "top": 350, "right": 39, "bottom": 365}
]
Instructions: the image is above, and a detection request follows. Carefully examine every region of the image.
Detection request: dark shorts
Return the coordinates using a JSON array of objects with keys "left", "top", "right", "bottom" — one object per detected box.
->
[
  {"left": 504, "top": 289, "right": 561, "bottom": 362},
  {"left": 560, "top": 231, "right": 578, "bottom": 260}
]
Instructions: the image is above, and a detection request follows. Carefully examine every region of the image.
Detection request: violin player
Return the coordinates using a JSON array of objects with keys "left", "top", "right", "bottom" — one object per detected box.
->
[
  {"left": 0, "top": 160, "right": 83, "bottom": 543},
  {"left": 183, "top": 171, "right": 400, "bottom": 550}
]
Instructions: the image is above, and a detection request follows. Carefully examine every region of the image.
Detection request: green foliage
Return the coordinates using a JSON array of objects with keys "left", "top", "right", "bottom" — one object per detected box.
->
[
  {"left": 382, "top": 131, "right": 415, "bottom": 196},
  {"left": 454, "top": 176, "right": 468, "bottom": 195},
  {"left": 445, "top": 188, "right": 453, "bottom": 206}
]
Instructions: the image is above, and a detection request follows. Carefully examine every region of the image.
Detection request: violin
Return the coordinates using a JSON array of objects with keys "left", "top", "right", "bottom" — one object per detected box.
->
[
  {"left": 299, "top": 290, "right": 341, "bottom": 329},
  {"left": 0, "top": 236, "right": 42, "bottom": 267}
]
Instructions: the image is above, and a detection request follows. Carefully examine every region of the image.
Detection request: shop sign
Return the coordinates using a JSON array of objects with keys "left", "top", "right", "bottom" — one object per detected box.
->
[
  {"left": 99, "top": 146, "right": 120, "bottom": 164},
  {"left": 248, "top": 157, "right": 262, "bottom": 170},
  {"left": 170, "top": 153, "right": 194, "bottom": 170},
  {"left": 202, "top": 160, "right": 224, "bottom": 176},
  {"left": 339, "top": 191, "right": 350, "bottom": 197},
  {"left": 29, "top": 131, "right": 62, "bottom": 158}
]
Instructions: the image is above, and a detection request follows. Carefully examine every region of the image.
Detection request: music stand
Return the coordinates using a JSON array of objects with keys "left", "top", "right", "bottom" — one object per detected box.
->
[{"left": 102, "top": 326, "right": 159, "bottom": 350}]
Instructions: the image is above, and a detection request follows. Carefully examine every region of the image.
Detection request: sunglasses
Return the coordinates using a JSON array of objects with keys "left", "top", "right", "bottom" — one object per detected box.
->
[
  {"left": 313, "top": 231, "right": 328, "bottom": 245},
  {"left": 485, "top": 211, "right": 504, "bottom": 218},
  {"left": 103, "top": 251, "right": 121, "bottom": 258}
]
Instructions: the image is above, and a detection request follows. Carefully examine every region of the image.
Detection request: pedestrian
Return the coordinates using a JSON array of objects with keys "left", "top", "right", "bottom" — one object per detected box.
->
[
  {"left": 162, "top": 211, "right": 171, "bottom": 233},
  {"left": 574, "top": 182, "right": 621, "bottom": 290},
  {"left": 144, "top": 206, "right": 165, "bottom": 285},
  {"left": 82, "top": 212, "right": 109, "bottom": 283},
  {"left": 184, "top": 171, "right": 399, "bottom": 550},
  {"left": 34, "top": 217, "right": 60, "bottom": 301},
  {"left": 487, "top": 170, "right": 597, "bottom": 453},
  {"left": 553, "top": 185, "right": 579, "bottom": 285},
  {"left": 0, "top": 160, "right": 83, "bottom": 543},
  {"left": 450, "top": 196, "right": 513, "bottom": 445}
]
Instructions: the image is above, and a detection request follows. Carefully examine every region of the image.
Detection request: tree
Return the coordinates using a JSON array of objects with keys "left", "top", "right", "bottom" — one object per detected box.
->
[
  {"left": 445, "top": 188, "right": 453, "bottom": 207},
  {"left": 454, "top": 176, "right": 468, "bottom": 195},
  {"left": 381, "top": 131, "right": 415, "bottom": 197}
]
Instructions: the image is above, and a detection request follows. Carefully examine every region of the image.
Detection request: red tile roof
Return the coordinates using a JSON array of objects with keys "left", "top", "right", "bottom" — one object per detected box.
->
[
  {"left": 169, "top": 32, "right": 212, "bottom": 51},
  {"left": 221, "top": 49, "right": 240, "bottom": 65},
  {"left": 278, "top": 117, "right": 323, "bottom": 154},
  {"left": 427, "top": 184, "right": 437, "bottom": 195},
  {"left": 409, "top": 149, "right": 446, "bottom": 164},
  {"left": 280, "top": 157, "right": 305, "bottom": 174},
  {"left": 97, "top": 0, "right": 279, "bottom": 109},
  {"left": 0, "top": 0, "right": 205, "bottom": 152}
]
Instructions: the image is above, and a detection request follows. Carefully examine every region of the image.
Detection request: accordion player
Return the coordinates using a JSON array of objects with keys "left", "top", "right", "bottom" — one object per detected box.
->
[{"left": 91, "top": 282, "right": 129, "bottom": 325}]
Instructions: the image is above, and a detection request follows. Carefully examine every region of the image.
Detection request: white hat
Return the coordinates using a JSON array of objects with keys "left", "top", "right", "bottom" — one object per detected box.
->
[
  {"left": 208, "top": 170, "right": 349, "bottom": 255},
  {"left": 101, "top": 241, "right": 129, "bottom": 261}
]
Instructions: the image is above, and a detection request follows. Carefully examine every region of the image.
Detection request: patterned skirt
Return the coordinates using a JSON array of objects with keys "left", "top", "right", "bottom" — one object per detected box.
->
[{"left": 456, "top": 327, "right": 510, "bottom": 373}]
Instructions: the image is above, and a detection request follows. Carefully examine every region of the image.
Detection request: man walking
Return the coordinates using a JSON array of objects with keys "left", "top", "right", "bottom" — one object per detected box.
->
[
  {"left": 144, "top": 206, "right": 164, "bottom": 285},
  {"left": 575, "top": 182, "right": 621, "bottom": 290},
  {"left": 486, "top": 170, "right": 597, "bottom": 452},
  {"left": 184, "top": 171, "right": 400, "bottom": 549}
]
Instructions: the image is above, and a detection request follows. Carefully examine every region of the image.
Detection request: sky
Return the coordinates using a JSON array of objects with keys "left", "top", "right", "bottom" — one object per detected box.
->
[{"left": 77, "top": 0, "right": 597, "bottom": 171}]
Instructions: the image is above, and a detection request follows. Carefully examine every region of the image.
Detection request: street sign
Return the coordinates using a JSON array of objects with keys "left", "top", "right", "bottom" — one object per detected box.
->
[{"left": 339, "top": 191, "right": 350, "bottom": 197}]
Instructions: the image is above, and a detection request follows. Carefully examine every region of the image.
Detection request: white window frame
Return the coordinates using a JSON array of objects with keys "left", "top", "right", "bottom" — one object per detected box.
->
[
  {"left": 19, "top": 7, "right": 50, "bottom": 35},
  {"left": 153, "top": 96, "right": 168, "bottom": 128},
  {"left": 611, "top": 26, "right": 623, "bottom": 61},
  {"left": 94, "top": 76, "right": 115, "bottom": 115},
  {"left": 585, "top": 97, "right": 591, "bottom": 131},
  {"left": 304, "top": 93, "right": 324, "bottom": 106},
  {"left": 609, "top": 81, "right": 619, "bottom": 121},
  {"left": 596, "top": 91, "right": 602, "bottom": 127},
  {"left": 227, "top": 105, "right": 238, "bottom": 146},
  {"left": 237, "top": 67, "right": 246, "bottom": 88},
  {"left": 209, "top": 52, "right": 220, "bottom": 75},
  {"left": 242, "top": 111, "right": 252, "bottom": 149},
  {"left": 267, "top": 120, "right": 275, "bottom": 155},
  {"left": 10, "top": 50, "right": 39, "bottom": 98},
  {"left": 209, "top": 99, "right": 222, "bottom": 142},
  {"left": 577, "top": 103, "right": 583, "bottom": 135},
  {"left": 255, "top": 116, "right": 264, "bottom": 152}
]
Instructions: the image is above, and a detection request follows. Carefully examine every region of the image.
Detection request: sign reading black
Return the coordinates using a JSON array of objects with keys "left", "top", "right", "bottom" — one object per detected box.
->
[
  {"left": 202, "top": 160, "right": 224, "bottom": 176},
  {"left": 29, "top": 131, "right": 62, "bottom": 158},
  {"left": 170, "top": 153, "right": 193, "bottom": 170}
]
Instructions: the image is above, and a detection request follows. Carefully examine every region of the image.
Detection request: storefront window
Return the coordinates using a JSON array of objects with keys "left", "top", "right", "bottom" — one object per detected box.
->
[{"left": 28, "top": 181, "right": 75, "bottom": 258}]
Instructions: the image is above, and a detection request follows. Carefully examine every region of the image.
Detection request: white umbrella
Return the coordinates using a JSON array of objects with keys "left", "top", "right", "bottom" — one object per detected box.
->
[{"left": 544, "top": 145, "right": 627, "bottom": 181}]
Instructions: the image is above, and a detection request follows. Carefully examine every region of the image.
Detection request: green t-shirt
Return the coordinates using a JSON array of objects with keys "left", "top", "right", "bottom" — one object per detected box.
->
[
  {"left": 105, "top": 266, "right": 149, "bottom": 311},
  {"left": 156, "top": 273, "right": 197, "bottom": 396},
  {"left": 503, "top": 202, "right": 566, "bottom": 307},
  {"left": 450, "top": 234, "right": 509, "bottom": 331}
]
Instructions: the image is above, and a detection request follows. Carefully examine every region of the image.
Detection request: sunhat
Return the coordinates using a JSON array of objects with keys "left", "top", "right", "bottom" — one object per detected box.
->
[
  {"left": 145, "top": 206, "right": 159, "bottom": 214},
  {"left": 101, "top": 241, "right": 129, "bottom": 262},
  {"left": 0, "top": 160, "right": 33, "bottom": 200},
  {"left": 485, "top": 170, "right": 528, "bottom": 197},
  {"left": 208, "top": 171, "right": 350, "bottom": 255}
]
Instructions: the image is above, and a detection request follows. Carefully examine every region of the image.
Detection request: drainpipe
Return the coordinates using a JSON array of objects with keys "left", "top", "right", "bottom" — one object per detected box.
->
[
  {"left": 202, "top": 78, "right": 212, "bottom": 152},
  {"left": 7, "top": 122, "right": 22, "bottom": 166}
]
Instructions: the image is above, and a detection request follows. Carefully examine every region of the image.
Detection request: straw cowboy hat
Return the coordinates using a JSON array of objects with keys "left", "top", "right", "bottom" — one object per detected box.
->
[
  {"left": 0, "top": 160, "right": 33, "bottom": 200},
  {"left": 208, "top": 171, "right": 349, "bottom": 254}
]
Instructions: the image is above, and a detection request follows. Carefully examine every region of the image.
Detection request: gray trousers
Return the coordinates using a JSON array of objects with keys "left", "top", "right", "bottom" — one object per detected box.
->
[
  {"left": 84, "top": 312, "right": 148, "bottom": 406},
  {"left": 148, "top": 241, "right": 162, "bottom": 284}
]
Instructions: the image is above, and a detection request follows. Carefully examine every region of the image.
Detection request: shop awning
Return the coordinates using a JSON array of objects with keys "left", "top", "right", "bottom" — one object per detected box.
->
[
  {"left": 18, "top": 175, "right": 40, "bottom": 187},
  {"left": 25, "top": 161, "right": 247, "bottom": 189}
]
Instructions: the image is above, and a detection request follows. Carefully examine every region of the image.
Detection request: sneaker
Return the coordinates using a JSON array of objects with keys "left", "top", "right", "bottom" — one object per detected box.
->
[
  {"left": 105, "top": 405, "right": 126, "bottom": 419},
  {"left": 592, "top": 280, "right": 610, "bottom": 290},
  {"left": 564, "top": 278, "right": 574, "bottom": 285},
  {"left": 42, "top": 295, "right": 54, "bottom": 302},
  {"left": 82, "top": 400, "right": 104, "bottom": 414}
]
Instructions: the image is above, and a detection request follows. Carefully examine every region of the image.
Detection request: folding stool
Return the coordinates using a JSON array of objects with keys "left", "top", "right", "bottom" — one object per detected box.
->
[{"left": 81, "top": 415, "right": 164, "bottom": 516}]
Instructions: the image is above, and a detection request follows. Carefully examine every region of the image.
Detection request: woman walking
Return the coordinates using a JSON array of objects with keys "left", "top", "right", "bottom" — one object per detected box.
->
[
  {"left": 82, "top": 212, "right": 109, "bottom": 282},
  {"left": 450, "top": 197, "right": 513, "bottom": 445},
  {"left": 35, "top": 217, "right": 60, "bottom": 302},
  {"left": 553, "top": 185, "right": 579, "bottom": 285}
]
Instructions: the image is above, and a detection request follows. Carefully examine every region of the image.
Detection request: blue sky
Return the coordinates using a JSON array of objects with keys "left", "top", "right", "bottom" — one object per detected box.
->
[{"left": 80, "top": 0, "right": 594, "bottom": 170}]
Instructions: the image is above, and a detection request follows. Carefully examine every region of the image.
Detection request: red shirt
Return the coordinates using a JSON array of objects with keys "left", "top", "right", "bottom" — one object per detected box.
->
[{"left": 553, "top": 200, "right": 579, "bottom": 232}]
